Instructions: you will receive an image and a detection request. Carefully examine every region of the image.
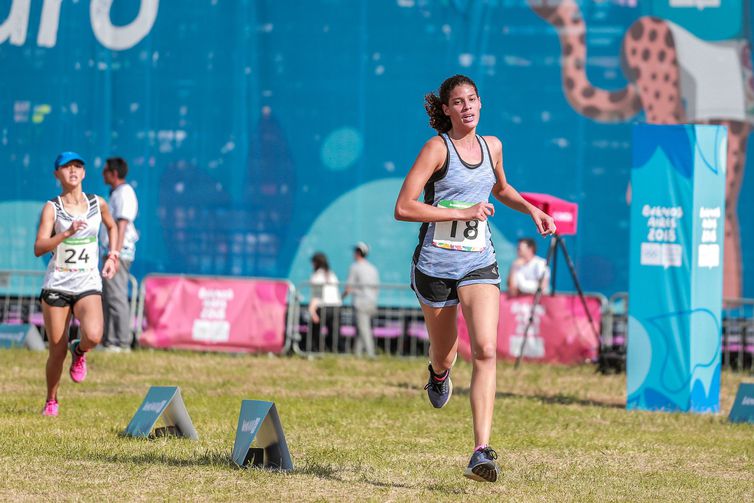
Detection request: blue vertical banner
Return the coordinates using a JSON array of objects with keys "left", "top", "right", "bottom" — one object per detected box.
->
[{"left": 627, "top": 124, "right": 726, "bottom": 413}]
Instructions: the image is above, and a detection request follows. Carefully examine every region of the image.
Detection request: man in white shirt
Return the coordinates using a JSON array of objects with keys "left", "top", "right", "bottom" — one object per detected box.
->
[
  {"left": 101, "top": 157, "right": 139, "bottom": 351},
  {"left": 507, "top": 238, "right": 550, "bottom": 296},
  {"left": 342, "top": 242, "right": 380, "bottom": 358}
]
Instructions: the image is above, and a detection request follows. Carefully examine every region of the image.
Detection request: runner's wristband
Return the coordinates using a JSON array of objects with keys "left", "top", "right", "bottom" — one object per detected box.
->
[{"left": 107, "top": 250, "right": 120, "bottom": 259}]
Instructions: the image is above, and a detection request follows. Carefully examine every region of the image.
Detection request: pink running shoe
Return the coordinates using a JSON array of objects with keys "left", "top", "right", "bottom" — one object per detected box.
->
[
  {"left": 42, "top": 399, "right": 59, "bottom": 417},
  {"left": 69, "top": 340, "right": 87, "bottom": 383}
]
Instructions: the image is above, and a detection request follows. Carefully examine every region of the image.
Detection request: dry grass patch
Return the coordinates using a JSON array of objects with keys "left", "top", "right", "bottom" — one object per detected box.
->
[{"left": 0, "top": 349, "right": 752, "bottom": 502}]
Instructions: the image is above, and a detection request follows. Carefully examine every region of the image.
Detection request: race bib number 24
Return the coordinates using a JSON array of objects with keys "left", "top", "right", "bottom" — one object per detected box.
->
[
  {"left": 55, "top": 236, "right": 98, "bottom": 271},
  {"left": 432, "top": 200, "right": 486, "bottom": 252}
]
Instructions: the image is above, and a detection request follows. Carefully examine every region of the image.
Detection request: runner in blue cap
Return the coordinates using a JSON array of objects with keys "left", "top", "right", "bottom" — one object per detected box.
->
[{"left": 34, "top": 152, "right": 120, "bottom": 417}]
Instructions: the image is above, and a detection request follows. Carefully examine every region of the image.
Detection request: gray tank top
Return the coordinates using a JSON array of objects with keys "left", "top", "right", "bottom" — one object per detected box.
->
[{"left": 413, "top": 133, "right": 498, "bottom": 279}]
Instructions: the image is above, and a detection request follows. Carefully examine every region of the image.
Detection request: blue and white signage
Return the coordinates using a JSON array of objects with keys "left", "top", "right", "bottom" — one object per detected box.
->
[
  {"left": 627, "top": 124, "right": 726, "bottom": 413},
  {"left": 231, "top": 400, "right": 292, "bottom": 470},
  {"left": 0, "top": 324, "right": 44, "bottom": 350},
  {"left": 0, "top": 324, "right": 31, "bottom": 348},
  {"left": 729, "top": 383, "right": 754, "bottom": 424},
  {"left": 124, "top": 386, "right": 198, "bottom": 439}
]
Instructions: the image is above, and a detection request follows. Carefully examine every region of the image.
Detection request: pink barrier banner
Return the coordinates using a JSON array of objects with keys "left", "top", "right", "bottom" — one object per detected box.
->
[
  {"left": 457, "top": 293, "right": 602, "bottom": 365},
  {"left": 139, "top": 275, "right": 290, "bottom": 353}
]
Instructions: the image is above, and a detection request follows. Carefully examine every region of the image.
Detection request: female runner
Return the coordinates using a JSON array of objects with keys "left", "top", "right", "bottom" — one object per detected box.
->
[
  {"left": 394, "top": 75, "right": 556, "bottom": 482},
  {"left": 35, "top": 152, "right": 119, "bottom": 416}
]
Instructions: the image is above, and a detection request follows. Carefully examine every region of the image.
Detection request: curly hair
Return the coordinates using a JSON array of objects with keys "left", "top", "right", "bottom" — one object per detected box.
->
[{"left": 424, "top": 75, "right": 479, "bottom": 134}]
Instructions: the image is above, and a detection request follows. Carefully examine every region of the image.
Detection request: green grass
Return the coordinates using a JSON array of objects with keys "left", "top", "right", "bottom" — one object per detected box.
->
[{"left": 0, "top": 349, "right": 752, "bottom": 502}]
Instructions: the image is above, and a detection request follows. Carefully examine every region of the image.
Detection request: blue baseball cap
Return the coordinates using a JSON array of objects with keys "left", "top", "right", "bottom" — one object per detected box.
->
[{"left": 54, "top": 151, "right": 85, "bottom": 170}]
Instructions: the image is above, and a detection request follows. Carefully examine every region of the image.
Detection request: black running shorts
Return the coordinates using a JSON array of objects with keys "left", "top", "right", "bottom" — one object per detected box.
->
[
  {"left": 411, "top": 262, "right": 500, "bottom": 308},
  {"left": 40, "top": 289, "right": 101, "bottom": 308}
]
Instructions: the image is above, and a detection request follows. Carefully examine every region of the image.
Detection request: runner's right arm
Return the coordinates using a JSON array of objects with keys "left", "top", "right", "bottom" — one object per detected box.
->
[
  {"left": 394, "top": 137, "right": 494, "bottom": 223},
  {"left": 33, "top": 203, "right": 86, "bottom": 257}
]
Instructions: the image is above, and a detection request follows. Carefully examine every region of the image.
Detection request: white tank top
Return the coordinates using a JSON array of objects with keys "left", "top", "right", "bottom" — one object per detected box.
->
[{"left": 42, "top": 193, "right": 103, "bottom": 294}]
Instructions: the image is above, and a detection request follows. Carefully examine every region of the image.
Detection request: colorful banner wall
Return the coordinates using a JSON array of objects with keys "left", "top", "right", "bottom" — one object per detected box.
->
[
  {"left": 627, "top": 124, "right": 726, "bottom": 413},
  {"left": 457, "top": 293, "right": 602, "bottom": 365},
  {"left": 2, "top": 2, "right": 752, "bottom": 300},
  {"left": 140, "top": 275, "right": 290, "bottom": 353}
]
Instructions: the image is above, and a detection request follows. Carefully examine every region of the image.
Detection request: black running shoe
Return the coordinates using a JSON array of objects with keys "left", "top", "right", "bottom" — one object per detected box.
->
[
  {"left": 424, "top": 363, "right": 452, "bottom": 408},
  {"left": 463, "top": 446, "right": 500, "bottom": 483}
]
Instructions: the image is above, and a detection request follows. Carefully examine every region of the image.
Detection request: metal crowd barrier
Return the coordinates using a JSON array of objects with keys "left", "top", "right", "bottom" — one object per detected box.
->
[
  {"left": 291, "top": 283, "right": 611, "bottom": 359},
  {"left": 606, "top": 292, "right": 628, "bottom": 349},
  {"left": 0, "top": 269, "right": 139, "bottom": 344},
  {"left": 11, "top": 264, "right": 749, "bottom": 369},
  {"left": 291, "top": 282, "right": 429, "bottom": 358},
  {"left": 0, "top": 270, "right": 46, "bottom": 329},
  {"left": 722, "top": 298, "right": 754, "bottom": 371},
  {"left": 606, "top": 292, "right": 754, "bottom": 371}
]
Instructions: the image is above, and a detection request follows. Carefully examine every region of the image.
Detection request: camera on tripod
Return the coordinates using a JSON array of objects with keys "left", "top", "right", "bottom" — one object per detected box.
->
[{"left": 514, "top": 193, "right": 617, "bottom": 373}]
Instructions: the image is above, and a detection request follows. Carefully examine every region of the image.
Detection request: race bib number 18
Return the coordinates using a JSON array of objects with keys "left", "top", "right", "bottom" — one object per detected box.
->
[
  {"left": 432, "top": 200, "right": 486, "bottom": 252},
  {"left": 55, "top": 236, "right": 98, "bottom": 271}
]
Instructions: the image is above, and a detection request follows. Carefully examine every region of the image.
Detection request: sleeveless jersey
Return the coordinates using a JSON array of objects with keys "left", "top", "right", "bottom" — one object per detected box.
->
[
  {"left": 412, "top": 133, "right": 498, "bottom": 279},
  {"left": 42, "top": 193, "right": 103, "bottom": 293}
]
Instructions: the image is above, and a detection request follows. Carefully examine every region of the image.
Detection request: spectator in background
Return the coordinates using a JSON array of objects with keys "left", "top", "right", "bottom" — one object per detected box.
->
[
  {"left": 101, "top": 157, "right": 139, "bottom": 352},
  {"left": 309, "top": 252, "right": 343, "bottom": 352},
  {"left": 507, "top": 238, "right": 550, "bottom": 296},
  {"left": 342, "top": 242, "right": 380, "bottom": 358}
]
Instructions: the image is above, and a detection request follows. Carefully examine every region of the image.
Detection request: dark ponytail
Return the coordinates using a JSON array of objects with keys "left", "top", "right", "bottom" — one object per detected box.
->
[
  {"left": 425, "top": 74, "right": 479, "bottom": 134},
  {"left": 425, "top": 92, "right": 451, "bottom": 134},
  {"left": 311, "top": 252, "right": 330, "bottom": 273}
]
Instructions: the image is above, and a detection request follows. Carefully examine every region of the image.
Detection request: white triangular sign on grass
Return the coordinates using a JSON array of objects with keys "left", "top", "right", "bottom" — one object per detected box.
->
[
  {"left": 231, "top": 400, "right": 293, "bottom": 470},
  {"left": 124, "top": 386, "right": 198, "bottom": 439}
]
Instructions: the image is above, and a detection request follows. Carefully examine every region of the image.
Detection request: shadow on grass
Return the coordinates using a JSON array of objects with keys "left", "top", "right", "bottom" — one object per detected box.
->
[
  {"left": 86, "top": 449, "right": 236, "bottom": 468},
  {"left": 295, "top": 462, "right": 469, "bottom": 493},
  {"left": 491, "top": 389, "right": 624, "bottom": 409},
  {"left": 397, "top": 382, "right": 624, "bottom": 409},
  {"left": 85, "top": 451, "right": 469, "bottom": 492}
]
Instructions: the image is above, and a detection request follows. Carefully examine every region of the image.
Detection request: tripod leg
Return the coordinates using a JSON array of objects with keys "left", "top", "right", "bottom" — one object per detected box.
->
[
  {"left": 555, "top": 238, "right": 601, "bottom": 343},
  {"left": 514, "top": 236, "right": 557, "bottom": 369},
  {"left": 551, "top": 237, "right": 558, "bottom": 293}
]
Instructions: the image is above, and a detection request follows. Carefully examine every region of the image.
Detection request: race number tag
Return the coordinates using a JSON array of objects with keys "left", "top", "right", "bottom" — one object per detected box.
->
[
  {"left": 432, "top": 200, "right": 486, "bottom": 252},
  {"left": 55, "top": 236, "right": 98, "bottom": 272}
]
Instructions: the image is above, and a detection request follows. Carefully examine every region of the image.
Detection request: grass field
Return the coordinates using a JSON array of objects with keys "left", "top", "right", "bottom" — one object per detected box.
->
[{"left": 0, "top": 349, "right": 752, "bottom": 502}]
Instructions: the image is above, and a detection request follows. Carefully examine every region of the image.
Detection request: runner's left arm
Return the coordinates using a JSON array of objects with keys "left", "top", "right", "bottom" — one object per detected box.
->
[
  {"left": 99, "top": 196, "right": 120, "bottom": 277},
  {"left": 487, "top": 136, "right": 556, "bottom": 236}
]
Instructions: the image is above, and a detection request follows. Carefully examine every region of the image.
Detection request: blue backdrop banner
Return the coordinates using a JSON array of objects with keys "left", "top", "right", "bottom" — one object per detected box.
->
[{"left": 1, "top": 1, "right": 752, "bottom": 297}]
